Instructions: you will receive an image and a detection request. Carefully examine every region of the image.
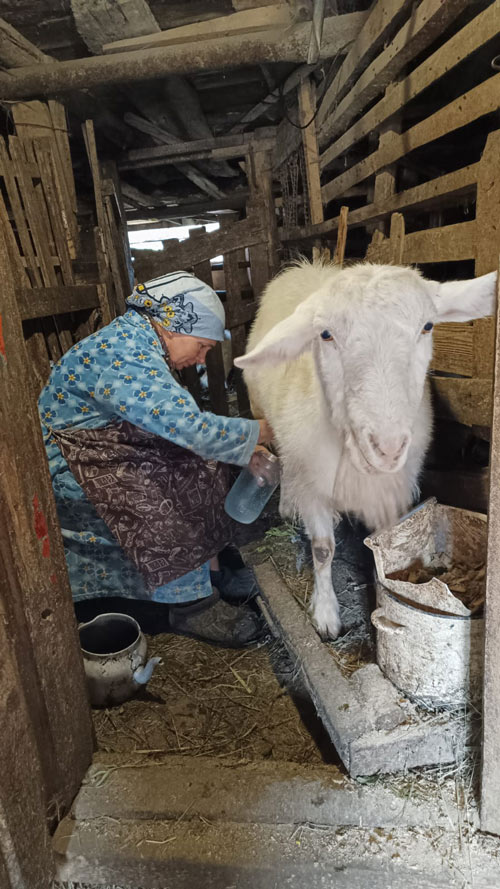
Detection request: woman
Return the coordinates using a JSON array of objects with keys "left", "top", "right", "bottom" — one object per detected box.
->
[{"left": 39, "top": 271, "right": 273, "bottom": 647}]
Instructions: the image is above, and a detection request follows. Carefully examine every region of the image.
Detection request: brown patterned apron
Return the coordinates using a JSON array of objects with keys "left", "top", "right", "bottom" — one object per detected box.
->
[{"left": 53, "top": 420, "right": 233, "bottom": 591}]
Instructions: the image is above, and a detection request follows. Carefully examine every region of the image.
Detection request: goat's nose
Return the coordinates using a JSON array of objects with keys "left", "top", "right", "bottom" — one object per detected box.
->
[{"left": 368, "top": 432, "right": 410, "bottom": 462}]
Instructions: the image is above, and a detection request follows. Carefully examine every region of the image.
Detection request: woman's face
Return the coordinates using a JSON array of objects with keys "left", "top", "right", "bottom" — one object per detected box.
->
[{"left": 154, "top": 323, "right": 216, "bottom": 370}]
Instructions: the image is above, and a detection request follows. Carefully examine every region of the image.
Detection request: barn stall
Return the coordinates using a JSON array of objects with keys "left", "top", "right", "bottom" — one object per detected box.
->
[{"left": 1, "top": 1, "right": 500, "bottom": 887}]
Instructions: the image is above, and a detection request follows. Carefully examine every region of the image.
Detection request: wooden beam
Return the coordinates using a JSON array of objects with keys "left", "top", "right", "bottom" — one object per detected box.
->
[
  {"left": 102, "top": 4, "right": 293, "bottom": 53},
  {"left": 333, "top": 206, "right": 348, "bottom": 266},
  {"left": 0, "top": 16, "right": 49, "bottom": 67},
  {"left": 320, "top": 0, "right": 500, "bottom": 172},
  {"left": 132, "top": 214, "right": 266, "bottom": 282},
  {"left": 317, "top": 0, "right": 411, "bottom": 129},
  {"left": 298, "top": 78, "right": 323, "bottom": 226},
  {"left": 0, "top": 13, "right": 367, "bottom": 98},
  {"left": 124, "top": 113, "right": 225, "bottom": 200},
  {"left": 431, "top": 377, "right": 492, "bottom": 427},
  {"left": 19, "top": 285, "right": 101, "bottom": 320},
  {"left": 322, "top": 74, "right": 500, "bottom": 205},
  {"left": 126, "top": 192, "right": 251, "bottom": 222},
  {"left": 431, "top": 324, "right": 474, "bottom": 377},
  {"left": 472, "top": 129, "right": 500, "bottom": 382},
  {"left": 282, "top": 164, "right": 478, "bottom": 241},
  {"left": 318, "top": 0, "right": 471, "bottom": 150},
  {"left": 230, "top": 63, "right": 315, "bottom": 133},
  {"left": 71, "top": 0, "right": 160, "bottom": 54},
  {"left": 118, "top": 129, "right": 276, "bottom": 171},
  {"left": 480, "top": 258, "right": 500, "bottom": 836}
]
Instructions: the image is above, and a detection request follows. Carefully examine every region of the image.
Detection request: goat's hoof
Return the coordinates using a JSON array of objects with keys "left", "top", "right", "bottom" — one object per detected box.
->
[{"left": 310, "top": 604, "right": 342, "bottom": 641}]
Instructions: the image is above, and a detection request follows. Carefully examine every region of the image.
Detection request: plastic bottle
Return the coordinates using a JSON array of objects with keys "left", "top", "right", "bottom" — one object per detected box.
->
[{"left": 224, "top": 451, "right": 280, "bottom": 524}]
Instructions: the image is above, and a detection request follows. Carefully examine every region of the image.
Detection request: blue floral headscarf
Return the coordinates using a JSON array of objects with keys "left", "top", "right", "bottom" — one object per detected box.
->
[{"left": 126, "top": 271, "right": 225, "bottom": 341}]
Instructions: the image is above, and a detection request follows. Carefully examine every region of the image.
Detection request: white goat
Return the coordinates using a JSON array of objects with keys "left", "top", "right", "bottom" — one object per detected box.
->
[{"left": 235, "top": 261, "right": 496, "bottom": 640}]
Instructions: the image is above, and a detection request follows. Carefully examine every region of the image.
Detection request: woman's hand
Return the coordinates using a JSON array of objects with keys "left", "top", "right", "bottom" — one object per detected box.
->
[
  {"left": 248, "top": 445, "right": 278, "bottom": 485},
  {"left": 257, "top": 418, "right": 274, "bottom": 445}
]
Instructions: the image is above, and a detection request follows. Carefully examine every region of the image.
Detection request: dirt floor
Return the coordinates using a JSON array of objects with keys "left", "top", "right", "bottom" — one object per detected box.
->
[
  {"left": 93, "top": 634, "right": 337, "bottom": 764},
  {"left": 93, "top": 494, "right": 339, "bottom": 766}
]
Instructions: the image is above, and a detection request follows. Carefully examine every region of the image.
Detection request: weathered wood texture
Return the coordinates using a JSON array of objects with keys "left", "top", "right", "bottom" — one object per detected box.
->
[
  {"left": 281, "top": 0, "right": 500, "bottom": 428},
  {"left": 481, "top": 260, "right": 500, "bottom": 835},
  {"left": 102, "top": 4, "right": 293, "bottom": 53},
  {"left": 318, "top": 0, "right": 472, "bottom": 151},
  {"left": 0, "top": 587, "right": 55, "bottom": 889},
  {"left": 132, "top": 212, "right": 267, "bottom": 283},
  {"left": 298, "top": 78, "right": 323, "bottom": 227},
  {"left": 0, "top": 217, "right": 93, "bottom": 839},
  {"left": 0, "top": 12, "right": 367, "bottom": 98},
  {"left": 118, "top": 128, "right": 275, "bottom": 171},
  {"left": 83, "top": 120, "right": 126, "bottom": 319}
]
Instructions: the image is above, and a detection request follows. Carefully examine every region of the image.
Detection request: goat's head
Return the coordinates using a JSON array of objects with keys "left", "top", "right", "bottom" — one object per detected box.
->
[{"left": 235, "top": 264, "right": 497, "bottom": 474}]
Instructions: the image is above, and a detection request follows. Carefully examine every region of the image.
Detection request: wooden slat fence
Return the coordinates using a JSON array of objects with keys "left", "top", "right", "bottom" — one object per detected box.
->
[{"left": 279, "top": 0, "right": 500, "bottom": 428}]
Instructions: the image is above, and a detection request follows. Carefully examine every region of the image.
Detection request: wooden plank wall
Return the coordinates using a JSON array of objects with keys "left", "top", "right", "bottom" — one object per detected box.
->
[
  {"left": 279, "top": 0, "right": 500, "bottom": 428},
  {"left": 0, "top": 105, "right": 117, "bottom": 395},
  {"left": 0, "top": 208, "right": 94, "bottom": 887}
]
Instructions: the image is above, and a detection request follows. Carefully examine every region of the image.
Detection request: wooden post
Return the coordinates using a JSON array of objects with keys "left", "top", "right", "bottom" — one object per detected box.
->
[
  {"left": 298, "top": 77, "right": 324, "bottom": 225},
  {"left": 480, "top": 260, "right": 500, "bottom": 836},
  {"left": 473, "top": 129, "right": 500, "bottom": 380},
  {"left": 247, "top": 145, "right": 278, "bottom": 284},
  {"left": 0, "top": 589, "right": 55, "bottom": 889},
  {"left": 0, "top": 214, "right": 93, "bottom": 817},
  {"left": 388, "top": 212, "right": 405, "bottom": 264},
  {"left": 190, "top": 232, "right": 229, "bottom": 416},
  {"left": 298, "top": 76, "right": 329, "bottom": 261},
  {"left": 333, "top": 205, "right": 349, "bottom": 266},
  {"left": 224, "top": 247, "right": 251, "bottom": 416}
]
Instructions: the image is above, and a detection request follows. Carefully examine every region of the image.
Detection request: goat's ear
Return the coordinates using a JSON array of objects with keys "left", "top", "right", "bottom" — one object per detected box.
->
[
  {"left": 235, "top": 297, "right": 316, "bottom": 368},
  {"left": 432, "top": 271, "right": 497, "bottom": 323}
]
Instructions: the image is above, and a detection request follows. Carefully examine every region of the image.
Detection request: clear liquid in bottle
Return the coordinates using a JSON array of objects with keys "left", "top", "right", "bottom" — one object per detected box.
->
[{"left": 224, "top": 452, "right": 280, "bottom": 524}]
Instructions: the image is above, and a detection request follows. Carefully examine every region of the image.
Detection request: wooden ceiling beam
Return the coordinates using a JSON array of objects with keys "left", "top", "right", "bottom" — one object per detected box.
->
[
  {"left": 125, "top": 191, "right": 251, "bottom": 222},
  {"left": 101, "top": 4, "right": 293, "bottom": 54},
  {"left": 0, "top": 16, "right": 133, "bottom": 148},
  {"left": 0, "top": 12, "right": 367, "bottom": 99},
  {"left": 118, "top": 128, "right": 276, "bottom": 171}
]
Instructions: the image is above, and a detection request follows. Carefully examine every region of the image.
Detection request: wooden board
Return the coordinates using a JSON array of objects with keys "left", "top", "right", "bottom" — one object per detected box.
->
[
  {"left": 320, "top": 0, "right": 500, "bottom": 171},
  {"left": 12, "top": 100, "right": 78, "bottom": 250},
  {"left": 0, "top": 218, "right": 93, "bottom": 821},
  {"left": 19, "top": 285, "right": 101, "bottom": 320},
  {"left": 102, "top": 5, "right": 293, "bottom": 53},
  {"left": 318, "top": 0, "right": 471, "bottom": 149},
  {"left": 282, "top": 165, "right": 478, "bottom": 242},
  {"left": 317, "top": 0, "right": 411, "bottom": 129},
  {"left": 0, "top": 13, "right": 367, "bottom": 98},
  {"left": 298, "top": 78, "right": 323, "bottom": 226},
  {"left": 431, "top": 377, "right": 492, "bottom": 427},
  {"left": 192, "top": 247, "right": 229, "bottom": 416},
  {"left": 132, "top": 214, "right": 266, "bottom": 283},
  {"left": 322, "top": 74, "right": 500, "bottom": 204},
  {"left": 0, "top": 595, "right": 54, "bottom": 889},
  {"left": 431, "top": 324, "right": 474, "bottom": 377}
]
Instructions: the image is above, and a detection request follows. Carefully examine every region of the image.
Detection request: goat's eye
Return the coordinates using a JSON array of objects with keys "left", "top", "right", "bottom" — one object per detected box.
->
[
  {"left": 421, "top": 322, "right": 433, "bottom": 334},
  {"left": 320, "top": 330, "right": 334, "bottom": 341}
]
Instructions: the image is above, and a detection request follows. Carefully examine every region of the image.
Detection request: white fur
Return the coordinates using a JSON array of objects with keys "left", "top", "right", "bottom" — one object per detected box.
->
[{"left": 236, "top": 261, "right": 497, "bottom": 639}]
